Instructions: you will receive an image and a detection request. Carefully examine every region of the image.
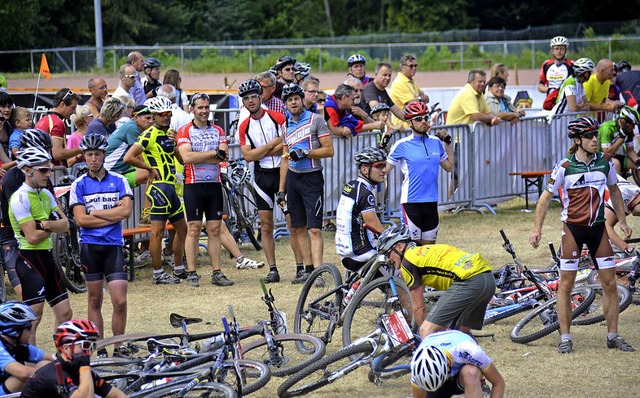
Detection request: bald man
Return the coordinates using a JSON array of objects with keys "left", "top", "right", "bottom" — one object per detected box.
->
[
  {"left": 85, "top": 77, "right": 108, "bottom": 117},
  {"left": 584, "top": 59, "right": 623, "bottom": 113},
  {"left": 127, "top": 51, "right": 147, "bottom": 105}
]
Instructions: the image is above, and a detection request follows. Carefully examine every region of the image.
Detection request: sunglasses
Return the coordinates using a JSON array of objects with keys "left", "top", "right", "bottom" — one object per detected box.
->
[
  {"left": 62, "top": 89, "right": 75, "bottom": 102},
  {"left": 317, "top": 99, "right": 326, "bottom": 104},
  {"left": 70, "top": 340, "right": 96, "bottom": 351},
  {"left": 371, "top": 162, "right": 386, "bottom": 170},
  {"left": 190, "top": 93, "right": 210, "bottom": 106},
  {"left": 283, "top": 67, "right": 294, "bottom": 72},
  {"left": 306, "top": 90, "right": 319, "bottom": 94},
  {"left": 124, "top": 74, "right": 136, "bottom": 79},
  {"left": 156, "top": 111, "right": 172, "bottom": 118},
  {"left": 581, "top": 131, "right": 598, "bottom": 139},
  {"left": 133, "top": 107, "right": 149, "bottom": 116},
  {"left": 242, "top": 93, "right": 260, "bottom": 101},
  {"left": 404, "top": 64, "right": 418, "bottom": 69},
  {"left": 410, "top": 116, "right": 429, "bottom": 122},
  {"left": 34, "top": 167, "right": 53, "bottom": 174}
]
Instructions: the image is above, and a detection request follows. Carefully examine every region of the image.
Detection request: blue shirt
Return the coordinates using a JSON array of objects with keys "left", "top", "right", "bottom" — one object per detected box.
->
[
  {"left": 284, "top": 109, "right": 330, "bottom": 173},
  {"left": 8, "top": 130, "right": 21, "bottom": 153},
  {"left": 0, "top": 340, "right": 44, "bottom": 383},
  {"left": 69, "top": 170, "right": 133, "bottom": 245}
]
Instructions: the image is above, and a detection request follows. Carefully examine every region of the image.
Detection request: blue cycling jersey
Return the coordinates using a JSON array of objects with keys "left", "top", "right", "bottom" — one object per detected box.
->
[{"left": 0, "top": 339, "right": 44, "bottom": 383}]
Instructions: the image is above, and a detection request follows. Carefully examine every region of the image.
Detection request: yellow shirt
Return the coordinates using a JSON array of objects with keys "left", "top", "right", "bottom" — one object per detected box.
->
[
  {"left": 446, "top": 83, "right": 491, "bottom": 125},
  {"left": 583, "top": 74, "right": 610, "bottom": 105},
  {"left": 390, "top": 73, "right": 424, "bottom": 126}
]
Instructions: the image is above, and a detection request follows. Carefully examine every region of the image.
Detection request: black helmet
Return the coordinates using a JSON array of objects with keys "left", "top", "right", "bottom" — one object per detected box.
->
[
  {"left": 275, "top": 56, "right": 296, "bottom": 71},
  {"left": 354, "top": 147, "right": 387, "bottom": 167},
  {"left": 80, "top": 133, "right": 108, "bottom": 152},
  {"left": 20, "top": 128, "right": 53, "bottom": 150},
  {"left": 567, "top": 116, "right": 599, "bottom": 139},
  {"left": 370, "top": 103, "right": 390, "bottom": 115},
  {"left": 238, "top": 79, "right": 262, "bottom": 97},
  {"left": 617, "top": 60, "right": 632, "bottom": 72},
  {"left": 144, "top": 57, "right": 162, "bottom": 69},
  {"left": 281, "top": 83, "right": 304, "bottom": 101}
]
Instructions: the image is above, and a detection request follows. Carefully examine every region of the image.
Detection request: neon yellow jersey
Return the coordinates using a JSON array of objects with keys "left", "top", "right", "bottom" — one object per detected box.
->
[
  {"left": 400, "top": 244, "right": 492, "bottom": 291},
  {"left": 8, "top": 184, "right": 59, "bottom": 250},
  {"left": 135, "top": 125, "right": 176, "bottom": 185}
]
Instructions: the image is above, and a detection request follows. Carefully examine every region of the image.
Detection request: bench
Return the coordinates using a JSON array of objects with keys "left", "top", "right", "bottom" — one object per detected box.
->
[
  {"left": 123, "top": 223, "right": 174, "bottom": 281},
  {"left": 441, "top": 59, "right": 494, "bottom": 70},
  {"left": 509, "top": 171, "right": 552, "bottom": 211}
]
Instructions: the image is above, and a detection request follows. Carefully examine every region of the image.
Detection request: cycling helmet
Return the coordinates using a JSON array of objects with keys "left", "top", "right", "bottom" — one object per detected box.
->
[
  {"left": 54, "top": 319, "right": 99, "bottom": 347},
  {"left": 411, "top": 345, "right": 450, "bottom": 392},
  {"left": 617, "top": 60, "right": 632, "bottom": 72},
  {"left": 620, "top": 105, "right": 640, "bottom": 126},
  {"left": 567, "top": 116, "right": 599, "bottom": 139},
  {"left": 238, "top": 79, "right": 262, "bottom": 97},
  {"left": 275, "top": 56, "right": 296, "bottom": 71},
  {"left": 16, "top": 146, "right": 52, "bottom": 169},
  {"left": 144, "top": 57, "right": 162, "bottom": 69},
  {"left": 281, "top": 83, "right": 304, "bottom": 101},
  {"left": 268, "top": 65, "right": 278, "bottom": 76},
  {"left": 370, "top": 103, "right": 390, "bottom": 115},
  {"left": 294, "top": 62, "right": 311, "bottom": 79},
  {"left": 231, "top": 162, "right": 252, "bottom": 187},
  {"left": 550, "top": 36, "right": 569, "bottom": 47},
  {"left": 20, "top": 128, "right": 53, "bottom": 150},
  {"left": 0, "top": 301, "right": 37, "bottom": 337},
  {"left": 404, "top": 102, "right": 429, "bottom": 120},
  {"left": 376, "top": 224, "right": 411, "bottom": 254},
  {"left": 79, "top": 133, "right": 108, "bottom": 152},
  {"left": 573, "top": 58, "right": 595, "bottom": 77},
  {"left": 145, "top": 96, "right": 173, "bottom": 113},
  {"left": 348, "top": 54, "right": 367, "bottom": 67},
  {"left": 354, "top": 147, "right": 387, "bottom": 167}
]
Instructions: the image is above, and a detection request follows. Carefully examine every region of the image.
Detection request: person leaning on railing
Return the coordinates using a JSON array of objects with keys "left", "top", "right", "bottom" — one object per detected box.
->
[{"left": 484, "top": 76, "right": 525, "bottom": 125}]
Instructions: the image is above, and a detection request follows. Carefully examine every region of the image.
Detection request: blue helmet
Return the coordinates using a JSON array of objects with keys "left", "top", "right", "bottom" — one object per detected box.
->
[{"left": 0, "top": 301, "right": 37, "bottom": 337}]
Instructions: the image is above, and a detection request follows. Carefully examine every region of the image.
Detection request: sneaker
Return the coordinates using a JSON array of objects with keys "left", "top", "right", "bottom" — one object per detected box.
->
[
  {"left": 291, "top": 270, "right": 309, "bottom": 285},
  {"left": 97, "top": 348, "right": 109, "bottom": 358},
  {"left": 135, "top": 250, "right": 152, "bottom": 264},
  {"left": 264, "top": 270, "right": 280, "bottom": 283},
  {"left": 607, "top": 336, "right": 635, "bottom": 352},
  {"left": 313, "top": 274, "right": 325, "bottom": 288},
  {"left": 173, "top": 270, "right": 188, "bottom": 280},
  {"left": 162, "top": 249, "right": 175, "bottom": 267},
  {"left": 139, "top": 208, "right": 151, "bottom": 226},
  {"left": 153, "top": 271, "right": 182, "bottom": 285},
  {"left": 211, "top": 272, "right": 234, "bottom": 286},
  {"left": 187, "top": 272, "right": 200, "bottom": 287},
  {"left": 558, "top": 338, "right": 573, "bottom": 354},
  {"left": 236, "top": 257, "right": 266, "bottom": 269}
]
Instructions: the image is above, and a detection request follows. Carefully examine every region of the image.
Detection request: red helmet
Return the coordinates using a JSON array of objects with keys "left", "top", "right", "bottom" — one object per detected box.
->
[
  {"left": 53, "top": 319, "right": 99, "bottom": 348},
  {"left": 404, "top": 102, "right": 429, "bottom": 120}
]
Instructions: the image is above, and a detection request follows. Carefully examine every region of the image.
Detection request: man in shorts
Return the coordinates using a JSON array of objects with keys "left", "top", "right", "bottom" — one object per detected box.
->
[
  {"left": 70, "top": 134, "right": 132, "bottom": 356},
  {"left": 124, "top": 96, "right": 188, "bottom": 285},
  {"left": 380, "top": 225, "right": 496, "bottom": 338},
  {"left": 176, "top": 93, "right": 234, "bottom": 287}
]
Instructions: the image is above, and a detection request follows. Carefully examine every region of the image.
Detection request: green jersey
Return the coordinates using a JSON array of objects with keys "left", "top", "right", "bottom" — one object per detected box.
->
[{"left": 9, "top": 183, "right": 59, "bottom": 250}]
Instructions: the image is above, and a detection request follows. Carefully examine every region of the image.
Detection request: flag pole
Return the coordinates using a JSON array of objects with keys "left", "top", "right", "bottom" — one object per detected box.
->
[{"left": 32, "top": 73, "right": 41, "bottom": 112}]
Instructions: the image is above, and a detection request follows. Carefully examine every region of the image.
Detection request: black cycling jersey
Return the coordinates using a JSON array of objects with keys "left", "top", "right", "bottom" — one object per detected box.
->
[
  {"left": 21, "top": 358, "right": 112, "bottom": 398},
  {"left": 335, "top": 176, "right": 377, "bottom": 260}
]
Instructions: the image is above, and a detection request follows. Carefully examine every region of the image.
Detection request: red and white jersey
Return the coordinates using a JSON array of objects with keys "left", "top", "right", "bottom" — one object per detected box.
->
[
  {"left": 238, "top": 109, "right": 286, "bottom": 170},
  {"left": 176, "top": 121, "right": 227, "bottom": 184}
]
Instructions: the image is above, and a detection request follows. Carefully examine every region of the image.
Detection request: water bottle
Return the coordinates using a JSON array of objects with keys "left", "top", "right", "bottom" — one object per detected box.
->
[
  {"left": 140, "top": 377, "right": 170, "bottom": 390},
  {"left": 201, "top": 334, "right": 226, "bottom": 352},
  {"left": 343, "top": 281, "right": 361, "bottom": 306}
]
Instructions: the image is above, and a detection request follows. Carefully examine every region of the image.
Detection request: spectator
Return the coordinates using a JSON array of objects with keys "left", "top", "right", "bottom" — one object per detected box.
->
[
  {"left": 346, "top": 54, "right": 371, "bottom": 86},
  {"left": 316, "top": 90, "right": 327, "bottom": 117},
  {"left": 538, "top": 36, "right": 574, "bottom": 111},
  {"left": 273, "top": 56, "right": 296, "bottom": 99},
  {"left": 157, "top": 84, "right": 192, "bottom": 131},
  {"left": 142, "top": 57, "right": 162, "bottom": 99},
  {"left": 34, "top": 88, "right": 80, "bottom": 166},
  {"left": 390, "top": 54, "right": 429, "bottom": 125},
  {"left": 301, "top": 79, "right": 321, "bottom": 112},
  {"left": 446, "top": 70, "right": 500, "bottom": 126},
  {"left": 85, "top": 77, "right": 108, "bottom": 118},
  {"left": 127, "top": 51, "right": 147, "bottom": 106},
  {"left": 112, "top": 64, "right": 137, "bottom": 101},
  {"left": 370, "top": 103, "right": 402, "bottom": 149},
  {"left": 485, "top": 76, "right": 525, "bottom": 124},
  {"left": 552, "top": 58, "right": 594, "bottom": 114},
  {"left": 66, "top": 105, "right": 93, "bottom": 166},
  {"left": 362, "top": 62, "right": 405, "bottom": 122},
  {"left": 608, "top": 64, "right": 622, "bottom": 102},
  {"left": 343, "top": 77, "right": 375, "bottom": 122},
  {"left": 325, "top": 84, "right": 382, "bottom": 139},
  {"left": 490, "top": 63, "right": 510, "bottom": 84},
  {"left": 9, "top": 106, "right": 33, "bottom": 158},
  {"left": 86, "top": 97, "right": 125, "bottom": 138},
  {"left": 256, "top": 71, "right": 287, "bottom": 117},
  {"left": 0, "top": 92, "right": 15, "bottom": 154},
  {"left": 114, "top": 96, "right": 135, "bottom": 129},
  {"left": 584, "top": 59, "right": 623, "bottom": 113},
  {"left": 597, "top": 105, "right": 640, "bottom": 175},
  {"left": 616, "top": 60, "right": 640, "bottom": 107},
  {"left": 163, "top": 69, "right": 189, "bottom": 112}
]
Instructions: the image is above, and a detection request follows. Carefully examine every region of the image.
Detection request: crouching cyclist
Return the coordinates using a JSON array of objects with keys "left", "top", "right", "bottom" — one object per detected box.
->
[
  {"left": 0, "top": 301, "right": 55, "bottom": 395},
  {"left": 21, "top": 319, "right": 126, "bottom": 398}
]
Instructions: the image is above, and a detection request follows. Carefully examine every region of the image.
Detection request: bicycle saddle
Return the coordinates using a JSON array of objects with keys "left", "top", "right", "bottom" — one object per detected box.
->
[
  {"left": 170, "top": 313, "right": 203, "bottom": 328},
  {"left": 146, "top": 338, "right": 181, "bottom": 352}
]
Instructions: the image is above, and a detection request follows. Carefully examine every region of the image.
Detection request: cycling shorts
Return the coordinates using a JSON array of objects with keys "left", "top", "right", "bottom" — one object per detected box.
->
[
  {"left": 17, "top": 250, "right": 69, "bottom": 307},
  {"left": 80, "top": 244, "right": 127, "bottom": 283},
  {"left": 402, "top": 202, "right": 439, "bottom": 242},
  {"left": 124, "top": 170, "right": 137, "bottom": 189},
  {"left": 561, "top": 223, "right": 613, "bottom": 271},
  {"left": 286, "top": 170, "right": 323, "bottom": 229},
  {"left": 254, "top": 168, "right": 280, "bottom": 211},
  {"left": 146, "top": 182, "right": 185, "bottom": 223},
  {"left": 1, "top": 237, "right": 20, "bottom": 288},
  {"left": 183, "top": 183, "right": 223, "bottom": 222},
  {"left": 425, "top": 375, "right": 464, "bottom": 398}
]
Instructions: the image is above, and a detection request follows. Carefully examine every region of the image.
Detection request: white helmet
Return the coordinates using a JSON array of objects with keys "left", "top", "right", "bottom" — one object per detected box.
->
[
  {"left": 145, "top": 96, "right": 172, "bottom": 113},
  {"left": 411, "top": 344, "right": 449, "bottom": 392},
  {"left": 17, "top": 147, "right": 52, "bottom": 169},
  {"left": 573, "top": 58, "right": 595, "bottom": 77},
  {"left": 550, "top": 36, "right": 569, "bottom": 47}
]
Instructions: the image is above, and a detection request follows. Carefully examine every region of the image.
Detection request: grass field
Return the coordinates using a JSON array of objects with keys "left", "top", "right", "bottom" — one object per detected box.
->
[{"left": 24, "top": 197, "right": 640, "bottom": 398}]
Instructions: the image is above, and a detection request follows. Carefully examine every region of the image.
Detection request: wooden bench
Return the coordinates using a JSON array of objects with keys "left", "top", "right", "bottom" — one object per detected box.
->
[
  {"left": 123, "top": 223, "right": 174, "bottom": 281},
  {"left": 509, "top": 171, "right": 552, "bottom": 211},
  {"left": 441, "top": 59, "right": 494, "bottom": 70}
]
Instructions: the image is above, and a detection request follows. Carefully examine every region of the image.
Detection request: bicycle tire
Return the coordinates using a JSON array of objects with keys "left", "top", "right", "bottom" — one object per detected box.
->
[
  {"left": 588, "top": 269, "right": 640, "bottom": 305},
  {"left": 510, "top": 286, "right": 596, "bottom": 344},
  {"left": 95, "top": 333, "right": 157, "bottom": 353},
  {"left": 293, "top": 263, "right": 343, "bottom": 353},
  {"left": 241, "top": 333, "right": 326, "bottom": 377},
  {"left": 235, "top": 184, "right": 261, "bottom": 251},
  {"left": 341, "top": 276, "right": 413, "bottom": 351},
  {"left": 51, "top": 225, "right": 87, "bottom": 293},
  {"left": 367, "top": 344, "right": 413, "bottom": 383},
  {"left": 277, "top": 340, "right": 373, "bottom": 398},
  {"left": 572, "top": 284, "right": 632, "bottom": 326},
  {"left": 221, "top": 187, "right": 234, "bottom": 238},
  {"left": 140, "top": 382, "right": 237, "bottom": 398},
  {"left": 91, "top": 357, "right": 145, "bottom": 390},
  {"left": 632, "top": 161, "right": 640, "bottom": 186}
]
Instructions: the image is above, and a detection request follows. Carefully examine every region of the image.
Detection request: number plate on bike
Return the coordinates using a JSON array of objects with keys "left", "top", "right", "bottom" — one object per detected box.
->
[{"left": 381, "top": 310, "right": 412, "bottom": 345}]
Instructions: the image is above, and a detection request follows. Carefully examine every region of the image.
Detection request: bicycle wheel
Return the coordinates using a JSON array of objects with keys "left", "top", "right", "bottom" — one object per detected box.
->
[
  {"left": 341, "top": 276, "right": 413, "bottom": 350},
  {"left": 588, "top": 270, "right": 640, "bottom": 305},
  {"left": 91, "top": 357, "right": 145, "bottom": 390},
  {"left": 277, "top": 340, "right": 373, "bottom": 398},
  {"left": 510, "top": 286, "right": 595, "bottom": 344},
  {"left": 572, "top": 284, "right": 632, "bottom": 326},
  {"left": 367, "top": 344, "right": 413, "bottom": 384},
  {"left": 293, "top": 263, "right": 343, "bottom": 352},
  {"left": 235, "top": 184, "right": 261, "bottom": 251},
  {"left": 140, "top": 382, "right": 237, "bottom": 398},
  {"left": 241, "top": 333, "right": 325, "bottom": 377},
  {"left": 211, "top": 359, "right": 271, "bottom": 396},
  {"left": 51, "top": 224, "right": 87, "bottom": 293}
]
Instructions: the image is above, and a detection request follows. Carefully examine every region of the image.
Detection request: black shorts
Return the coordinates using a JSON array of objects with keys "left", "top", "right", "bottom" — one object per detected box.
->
[
  {"left": 286, "top": 170, "right": 324, "bottom": 229},
  {"left": 0, "top": 236, "right": 20, "bottom": 288},
  {"left": 254, "top": 168, "right": 280, "bottom": 211},
  {"left": 147, "top": 182, "right": 185, "bottom": 223},
  {"left": 402, "top": 202, "right": 439, "bottom": 242},
  {"left": 426, "top": 375, "right": 464, "bottom": 398},
  {"left": 17, "top": 250, "right": 69, "bottom": 307},
  {"left": 183, "top": 183, "right": 223, "bottom": 222},
  {"left": 80, "top": 244, "right": 127, "bottom": 283}
]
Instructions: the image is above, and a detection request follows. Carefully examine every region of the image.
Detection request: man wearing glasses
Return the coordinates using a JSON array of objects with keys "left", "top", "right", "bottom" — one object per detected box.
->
[
  {"left": 538, "top": 36, "right": 574, "bottom": 110},
  {"left": 302, "top": 79, "right": 321, "bottom": 113},
  {"left": 274, "top": 56, "right": 296, "bottom": 99},
  {"left": 446, "top": 70, "right": 500, "bottom": 126},
  {"left": 34, "top": 88, "right": 80, "bottom": 167},
  {"left": 113, "top": 64, "right": 138, "bottom": 102},
  {"left": 256, "top": 71, "right": 287, "bottom": 117},
  {"left": 390, "top": 54, "right": 429, "bottom": 125}
]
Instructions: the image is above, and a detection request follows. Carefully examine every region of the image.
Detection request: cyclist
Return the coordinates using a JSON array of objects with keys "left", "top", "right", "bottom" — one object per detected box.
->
[
  {"left": 386, "top": 102, "right": 453, "bottom": 244},
  {"left": 124, "top": 96, "right": 188, "bottom": 285},
  {"left": 605, "top": 175, "right": 640, "bottom": 253},
  {"left": 142, "top": 57, "right": 162, "bottom": 99},
  {"left": 530, "top": 116, "right": 635, "bottom": 353},
  {"left": 21, "top": 319, "right": 126, "bottom": 398},
  {"left": 538, "top": 36, "right": 574, "bottom": 110},
  {"left": 597, "top": 105, "right": 640, "bottom": 175},
  {"left": 0, "top": 301, "right": 55, "bottom": 395},
  {"left": 176, "top": 92, "right": 234, "bottom": 287},
  {"left": 335, "top": 147, "right": 387, "bottom": 271},
  {"left": 410, "top": 330, "right": 505, "bottom": 398},
  {"left": 8, "top": 147, "right": 72, "bottom": 345},
  {"left": 347, "top": 54, "right": 371, "bottom": 86},
  {"left": 552, "top": 57, "right": 594, "bottom": 114},
  {"left": 379, "top": 225, "right": 496, "bottom": 338},
  {"left": 69, "top": 134, "right": 132, "bottom": 356}
]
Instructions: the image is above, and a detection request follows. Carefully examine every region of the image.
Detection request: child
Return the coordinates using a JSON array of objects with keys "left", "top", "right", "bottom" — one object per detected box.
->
[
  {"left": 8, "top": 107, "right": 32, "bottom": 158},
  {"left": 370, "top": 103, "right": 402, "bottom": 150}
]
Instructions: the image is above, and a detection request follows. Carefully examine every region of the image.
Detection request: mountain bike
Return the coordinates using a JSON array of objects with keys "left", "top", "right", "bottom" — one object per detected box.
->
[{"left": 221, "top": 159, "right": 261, "bottom": 251}]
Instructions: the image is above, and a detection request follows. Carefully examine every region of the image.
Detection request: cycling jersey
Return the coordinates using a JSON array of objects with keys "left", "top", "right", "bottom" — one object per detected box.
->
[
  {"left": 142, "top": 76, "right": 161, "bottom": 97},
  {"left": 176, "top": 121, "right": 227, "bottom": 184},
  {"left": 400, "top": 244, "right": 492, "bottom": 291},
  {"left": 105, "top": 119, "right": 141, "bottom": 174},
  {"left": 539, "top": 59, "right": 574, "bottom": 89},
  {"left": 69, "top": 171, "right": 133, "bottom": 245},
  {"left": 552, "top": 76, "right": 586, "bottom": 115},
  {"left": 547, "top": 152, "right": 617, "bottom": 226},
  {"left": 606, "top": 176, "right": 640, "bottom": 215},
  {"left": 135, "top": 125, "right": 176, "bottom": 185},
  {"left": 21, "top": 358, "right": 112, "bottom": 398},
  {"left": 387, "top": 133, "right": 446, "bottom": 203},
  {"left": 0, "top": 338, "right": 44, "bottom": 385},
  {"left": 335, "top": 177, "right": 377, "bottom": 260},
  {"left": 8, "top": 183, "right": 58, "bottom": 250},
  {"left": 284, "top": 109, "right": 330, "bottom": 173},
  {"left": 238, "top": 109, "right": 286, "bottom": 170},
  {"left": 598, "top": 119, "right": 633, "bottom": 155}
]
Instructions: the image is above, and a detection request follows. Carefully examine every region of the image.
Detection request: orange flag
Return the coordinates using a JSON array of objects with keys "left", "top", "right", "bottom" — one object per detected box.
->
[{"left": 39, "top": 53, "right": 51, "bottom": 80}]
